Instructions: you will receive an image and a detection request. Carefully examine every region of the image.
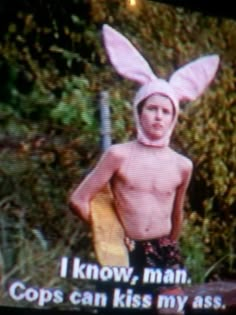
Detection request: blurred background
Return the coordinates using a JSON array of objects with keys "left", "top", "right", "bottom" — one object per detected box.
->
[{"left": 0, "top": 0, "right": 235, "bottom": 308}]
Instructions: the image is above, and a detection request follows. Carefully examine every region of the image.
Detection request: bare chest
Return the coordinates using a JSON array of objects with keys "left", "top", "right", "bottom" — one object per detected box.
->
[{"left": 116, "top": 153, "right": 182, "bottom": 194}]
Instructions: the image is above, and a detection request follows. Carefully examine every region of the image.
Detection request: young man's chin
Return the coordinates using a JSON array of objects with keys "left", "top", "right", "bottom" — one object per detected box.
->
[{"left": 147, "top": 132, "right": 165, "bottom": 140}]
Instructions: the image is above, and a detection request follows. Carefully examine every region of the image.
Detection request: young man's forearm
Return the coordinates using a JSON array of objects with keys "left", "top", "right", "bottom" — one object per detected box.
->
[{"left": 169, "top": 210, "right": 183, "bottom": 241}]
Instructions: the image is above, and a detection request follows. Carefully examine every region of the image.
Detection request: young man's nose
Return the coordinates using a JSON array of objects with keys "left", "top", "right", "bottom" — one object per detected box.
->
[{"left": 155, "top": 109, "right": 163, "bottom": 120}]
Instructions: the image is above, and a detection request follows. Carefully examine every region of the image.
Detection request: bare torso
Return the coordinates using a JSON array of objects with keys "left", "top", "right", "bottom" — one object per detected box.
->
[
  {"left": 110, "top": 141, "right": 185, "bottom": 239},
  {"left": 70, "top": 140, "right": 192, "bottom": 241}
]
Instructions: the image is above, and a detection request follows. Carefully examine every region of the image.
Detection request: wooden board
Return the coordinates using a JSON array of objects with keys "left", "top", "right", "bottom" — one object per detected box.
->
[{"left": 90, "top": 186, "right": 129, "bottom": 267}]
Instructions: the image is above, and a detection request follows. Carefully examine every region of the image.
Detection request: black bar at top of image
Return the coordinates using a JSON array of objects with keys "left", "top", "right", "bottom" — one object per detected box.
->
[{"left": 152, "top": 0, "right": 236, "bottom": 20}]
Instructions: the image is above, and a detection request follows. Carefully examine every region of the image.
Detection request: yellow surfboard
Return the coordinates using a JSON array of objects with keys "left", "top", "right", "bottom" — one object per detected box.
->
[{"left": 90, "top": 186, "right": 129, "bottom": 267}]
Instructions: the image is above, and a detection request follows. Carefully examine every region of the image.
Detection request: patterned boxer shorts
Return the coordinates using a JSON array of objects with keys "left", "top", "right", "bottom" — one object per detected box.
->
[{"left": 127, "top": 236, "right": 185, "bottom": 292}]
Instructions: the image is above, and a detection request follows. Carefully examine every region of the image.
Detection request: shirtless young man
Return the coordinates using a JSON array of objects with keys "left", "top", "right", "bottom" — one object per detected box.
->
[
  {"left": 70, "top": 91, "right": 192, "bottom": 278},
  {"left": 70, "top": 93, "right": 192, "bottom": 242},
  {"left": 69, "top": 24, "right": 219, "bottom": 313}
]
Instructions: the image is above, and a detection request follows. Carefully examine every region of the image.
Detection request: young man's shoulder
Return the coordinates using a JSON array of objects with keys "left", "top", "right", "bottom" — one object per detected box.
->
[
  {"left": 107, "top": 141, "right": 134, "bottom": 156},
  {"left": 105, "top": 141, "right": 134, "bottom": 162},
  {"left": 170, "top": 149, "right": 193, "bottom": 173}
]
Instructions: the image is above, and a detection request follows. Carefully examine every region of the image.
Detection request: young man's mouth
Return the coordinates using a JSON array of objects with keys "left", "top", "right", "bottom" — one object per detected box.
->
[{"left": 152, "top": 123, "right": 164, "bottom": 129}]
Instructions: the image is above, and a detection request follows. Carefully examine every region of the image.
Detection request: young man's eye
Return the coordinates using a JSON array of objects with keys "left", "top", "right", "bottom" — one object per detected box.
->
[
  {"left": 163, "top": 109, "right": 171, "bottom": 115},
  {"left": 146, "top": 106, "right": 156, "bottom": 111}
]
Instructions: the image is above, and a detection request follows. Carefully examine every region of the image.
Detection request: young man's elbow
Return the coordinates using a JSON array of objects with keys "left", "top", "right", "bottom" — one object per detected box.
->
[
  {"left": 69, "top": 192, "right": 81, "bottom": 213},
  {"left": 69, "top": 194, "right": 90, "bottom": 221},
  {"left": 68, "top": 196, "right": 79, "bottom": 215}
]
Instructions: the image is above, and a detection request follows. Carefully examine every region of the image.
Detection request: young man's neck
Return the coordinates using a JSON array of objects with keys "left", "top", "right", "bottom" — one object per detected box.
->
[{"left": 135, "top": 139, "right": 170, "bottom": 151}]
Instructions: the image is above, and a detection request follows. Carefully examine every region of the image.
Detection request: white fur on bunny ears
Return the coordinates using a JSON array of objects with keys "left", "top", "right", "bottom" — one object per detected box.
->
[{"left": 102, "top": 24, "right": 220, "bottom": 147}]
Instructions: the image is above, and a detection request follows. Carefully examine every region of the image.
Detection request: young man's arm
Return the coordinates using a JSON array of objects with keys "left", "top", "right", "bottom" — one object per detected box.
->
[
  {"left": 169, "top": 159, "right": 193, "bottom": 242},
  {"left": 69, "top": 145, "right": 122, "bottom": 222}
]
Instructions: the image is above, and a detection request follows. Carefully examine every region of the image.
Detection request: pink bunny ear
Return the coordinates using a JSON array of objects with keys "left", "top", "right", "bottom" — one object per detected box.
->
[
  {"left": 169, "top": 55, "right": 220, "bottom": 102},
  {"left": 102, "top": 24, "right": 156, "bottom": 84}
]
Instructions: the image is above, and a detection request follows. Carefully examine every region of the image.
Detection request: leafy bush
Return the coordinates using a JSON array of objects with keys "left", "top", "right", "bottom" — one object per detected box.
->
[{"left": 0, "top": 0, "right": 235, "bottom": 294}]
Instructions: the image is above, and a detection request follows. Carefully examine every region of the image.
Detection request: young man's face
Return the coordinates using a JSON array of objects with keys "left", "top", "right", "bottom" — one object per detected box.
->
[{"left": 139, "top": 94, "right": 174, "bottom": 141}]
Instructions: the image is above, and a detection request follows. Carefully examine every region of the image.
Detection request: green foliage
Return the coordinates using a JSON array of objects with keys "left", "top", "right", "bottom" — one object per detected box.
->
[
  {"left": 0, "top": 0, "right": 235, "bottom": 300},
  {"left": 51, "top": 76, "right": 98, "bottom": 130},
  {"left": 180, "top": 214, "right": 206, "bottom": 283}
]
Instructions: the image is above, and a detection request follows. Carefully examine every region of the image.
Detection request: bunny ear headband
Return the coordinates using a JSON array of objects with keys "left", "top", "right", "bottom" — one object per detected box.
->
[{"left": 102, "top": 24, "right": 220, "bottom": 147}]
